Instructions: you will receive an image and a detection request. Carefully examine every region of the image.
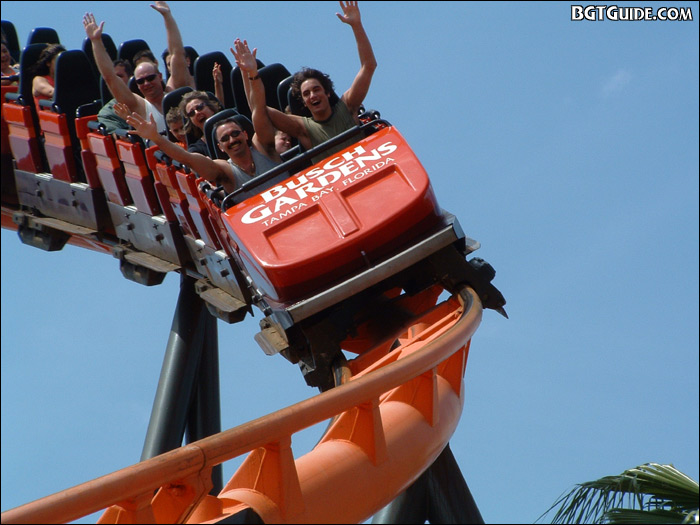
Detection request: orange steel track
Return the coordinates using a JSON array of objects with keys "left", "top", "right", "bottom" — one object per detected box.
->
[{"left": 1, "top": 286, "right": 482, "bottom": 524}]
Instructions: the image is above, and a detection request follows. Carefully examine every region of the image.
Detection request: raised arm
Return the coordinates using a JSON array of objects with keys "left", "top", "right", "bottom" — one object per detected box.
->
[
  {"left": 267, "top": 107, "right": 311, "bottom": 150},
  {"left": 122, "top": 105, "right": 228, "bottom": 185},
  {"left": 336, "top": 1, "right": 376, "bottom": 114},
  {"left": 231, "top": 39, "right": 278, "bottom": 159},
  {"left": 83, "top": 13, "right": 142, "bottom": 114},
  {"left": 151, "top": 1, "right": 195, "bottom": 90},
  {"left": 212, "top": 62, "right": 225, "bottom": 108}
]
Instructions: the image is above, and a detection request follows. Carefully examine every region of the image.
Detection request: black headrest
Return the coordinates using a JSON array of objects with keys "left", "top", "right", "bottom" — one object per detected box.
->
[
  {"left": 194, "top": 51, "right": 235, "bottom": 109},
  {"left": 1, "top": 20, "right": 21, "bottom": 62},
  {"left": 17, "top": 43, "right": 48, "bottom": 102},
  {"left": 230, "top": 58, "right": 265, "bottom": 119},
  {"left": 26, "top": 27, "right": 60, "bottom": 47},
  {"left": 118, "top": 39, "right": 151, "bottom": 68},
  {"left": 82, "top": 34, "right": 117, "bottom": 81},
  {"left": 52, "top": 50, "right": 100, "bottom": 120},
  {"left": 162, "top": 86, "right": 193, "bottom": 119},
  {"left": 257, "top": 63, "right": 291, "bottom": 112}
]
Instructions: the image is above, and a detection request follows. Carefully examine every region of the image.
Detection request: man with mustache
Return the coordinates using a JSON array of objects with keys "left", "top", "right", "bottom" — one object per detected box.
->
[{"left": 122, "top": 107, "right": 281, "bottom": 194}]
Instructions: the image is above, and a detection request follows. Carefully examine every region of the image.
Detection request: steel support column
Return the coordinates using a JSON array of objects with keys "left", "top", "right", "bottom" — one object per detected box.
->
[
  {"left": 372, "top": 443, "right": 484, "bottom": 524},
  {"left": 186, "top": 305, "right": 224, "bottom": 494},
  {"left": 140, "top": 274, "right": 208, "bottom": 460}
]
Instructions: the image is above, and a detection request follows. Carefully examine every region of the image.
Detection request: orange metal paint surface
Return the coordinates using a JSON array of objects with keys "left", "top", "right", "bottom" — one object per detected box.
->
[
  {"left": 38, "top": 110, "right": 76, "bottom": 182},
  {"left": 88, "top": 132, "right": 132, "bottom": 206},
  {"left": 222, "top": 126, "right": 442, "bottom": 304},
  {"left": 116, "top": 138, "right": 162, "bottom": 216},
  {"left": 176, "top": 169, "right": 222, "bottom": 249},
  {"left": 3, "top": 102, "right": 44, "bottom": 172},
  {"left": 1, "top": 86, "right": 19, "bottom": 156},
  {"left": 0, "top": 288, "right": 482, "bottom": 524},
  {"left": 152, "top": 158, "right": 198, "bottom": 238}
]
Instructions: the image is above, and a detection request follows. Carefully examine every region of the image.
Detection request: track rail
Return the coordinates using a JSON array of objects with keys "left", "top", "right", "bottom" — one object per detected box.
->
[{"left": 1, "top": 286, "right": 482, "bottom": 524}]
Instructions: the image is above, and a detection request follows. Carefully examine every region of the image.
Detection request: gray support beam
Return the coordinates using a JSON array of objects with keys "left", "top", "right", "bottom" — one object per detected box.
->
[
  {"left": 186, "top": 306, "right": 224, "bottom": 494},
  {"left": 140, "top": 274, "right": 208, "bottom": 461},
  {"left": 372, "top": 443, "right": 484, "bottom": 524},
  {"left": 426, "top": 443, "right": 484, "bottom": 524},
  {"left": 371, "top": 474, "right": 428, "bottom": 524}
]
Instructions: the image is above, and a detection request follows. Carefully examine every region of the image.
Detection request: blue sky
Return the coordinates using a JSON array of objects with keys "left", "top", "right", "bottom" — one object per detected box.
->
[{"left": 1, "top": 1, "right": 698, "bottom": 523}]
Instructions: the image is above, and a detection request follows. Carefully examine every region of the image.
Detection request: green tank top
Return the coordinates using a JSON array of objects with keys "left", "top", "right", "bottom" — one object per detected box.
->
[{"left": 303, "top": 99, "right": 358, "bottom": 164}]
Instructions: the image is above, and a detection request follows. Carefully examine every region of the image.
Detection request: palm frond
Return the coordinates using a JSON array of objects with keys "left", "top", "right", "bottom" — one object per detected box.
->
[
  {"left": 537, "top": 463, "right": 699, "bottom": 524},
  {"left": 606, "top": 508, "right": 690, "bottom": 524}
]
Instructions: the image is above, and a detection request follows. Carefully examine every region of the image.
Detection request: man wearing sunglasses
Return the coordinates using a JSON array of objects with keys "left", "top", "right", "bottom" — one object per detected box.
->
[{"left": 83, "top": 1, "right": 193, "bottom": 135}]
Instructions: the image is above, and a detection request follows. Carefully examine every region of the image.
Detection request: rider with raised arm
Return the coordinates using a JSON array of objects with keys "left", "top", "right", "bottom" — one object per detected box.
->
[
  {"left": 239, "top": 1, "right": 376, "bottom": 163},
  {"left": 230, "top": 38, "right": 279, "bottom": 162},
  {"left": 83, "top": 1, "right": 193, "bottom": 135},
  {"left": 120, "top": 102, "right": 281, "bottom": 194}
]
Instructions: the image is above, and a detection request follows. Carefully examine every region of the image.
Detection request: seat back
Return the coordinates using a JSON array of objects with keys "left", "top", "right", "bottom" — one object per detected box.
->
[
  {"left": 114, "top": 130, "right": 162, "bottom": 215},
  {"left": 51, "top": 50, "right": 101, "bottom": 123},
  {"left": 9, "top": 43, "right": 47, "bottom": 117},
  {"left": 118, "top": 38, "right": 151, "bottom": 68},
  {"left": 1, "top": 84, "right": 18, "bottom": 154},
  {"left": 82, "top": 34, "right": 118, "bottom": 81},
  {"left": 1, "top": 20, "right": 21, "bottom": 62},
  {"left": 26, "top": 27, "right": 60, "bottom": 47},
  {"left": 199, "top": 180, "right": 236, "bottom": 257},
  {"left": 194, "top": 51, "right": 235, "bottom": 109},
  {"left": 173, "top": 161, "right": 222, "bottom": 248},
  {"left": 88, "top": 126, "right": 132, "bottom": 205},
  {"left": 230, "top": 58, "right": 265, "bottom": 119},
  {"left": 257, "top": 63, "right": 291, "bottom": 112},
  {"left": 38, "top": 49, "right": 101, "bottom": 182},
  {"left": 3, "top": 43, "right": 49, "bottom": 172},
  {"left": 162, "top": 86, "right": 192, "bottom": 118},
  {"left": 151, "top": 150, "right": 198, "bottom": 236},
  {"left": 276, "top": 75, "right": 293, "bottom": 113},
  {"left": 145, "top": 146, "right": 178, "bottom": 222},
  {"left": 74, "top": 103, "right": 103, "bottom": 189}
]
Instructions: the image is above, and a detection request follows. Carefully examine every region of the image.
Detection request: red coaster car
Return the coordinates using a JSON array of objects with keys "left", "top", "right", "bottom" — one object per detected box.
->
[{"left": 223, "top": 124, "right": 442, "bottom": 308}]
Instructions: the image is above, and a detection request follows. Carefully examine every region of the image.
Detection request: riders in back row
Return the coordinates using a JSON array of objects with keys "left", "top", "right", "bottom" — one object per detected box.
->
[{"left": 90, "top": 1, "right": 376, "bottom": 194}]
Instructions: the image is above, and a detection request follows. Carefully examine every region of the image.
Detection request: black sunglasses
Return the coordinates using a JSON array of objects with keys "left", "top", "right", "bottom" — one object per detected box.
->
[
  {"left": 135, "top": 73, "right": 158, "bottom": 85},
  {"left": 186, "top": 102, "right": 207, "bottom": 118},
  {"left": 218, "top": 129, "right": 244, "bottom": 143}
]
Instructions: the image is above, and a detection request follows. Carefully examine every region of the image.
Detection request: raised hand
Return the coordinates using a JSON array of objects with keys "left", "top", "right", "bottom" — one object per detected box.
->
[
  {"left": 82, "top": 12, "right": 104, "bottom": 40},
  {"left": 230, "top": 39, "right": 258, "bottom": 75},
  {"left": 336, "top": 1, "right": 361, "bottom": 26},
  {"left": 212, "top": 62, "right": 223, "bottom": 84},
  {"left": 125, "top": 111, "right": 160, "bottom": 142},
  {"left": 113, "top": 102, "right": 131, "bottom": 122},
  {"left": 150, "top": 1, "right": 171, "bottom": 17}
]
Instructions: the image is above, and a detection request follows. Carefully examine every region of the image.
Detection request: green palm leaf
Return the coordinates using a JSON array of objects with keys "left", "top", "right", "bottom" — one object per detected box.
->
[{"left": 537, "top": 463, "right": 699, "bottom": 524}]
